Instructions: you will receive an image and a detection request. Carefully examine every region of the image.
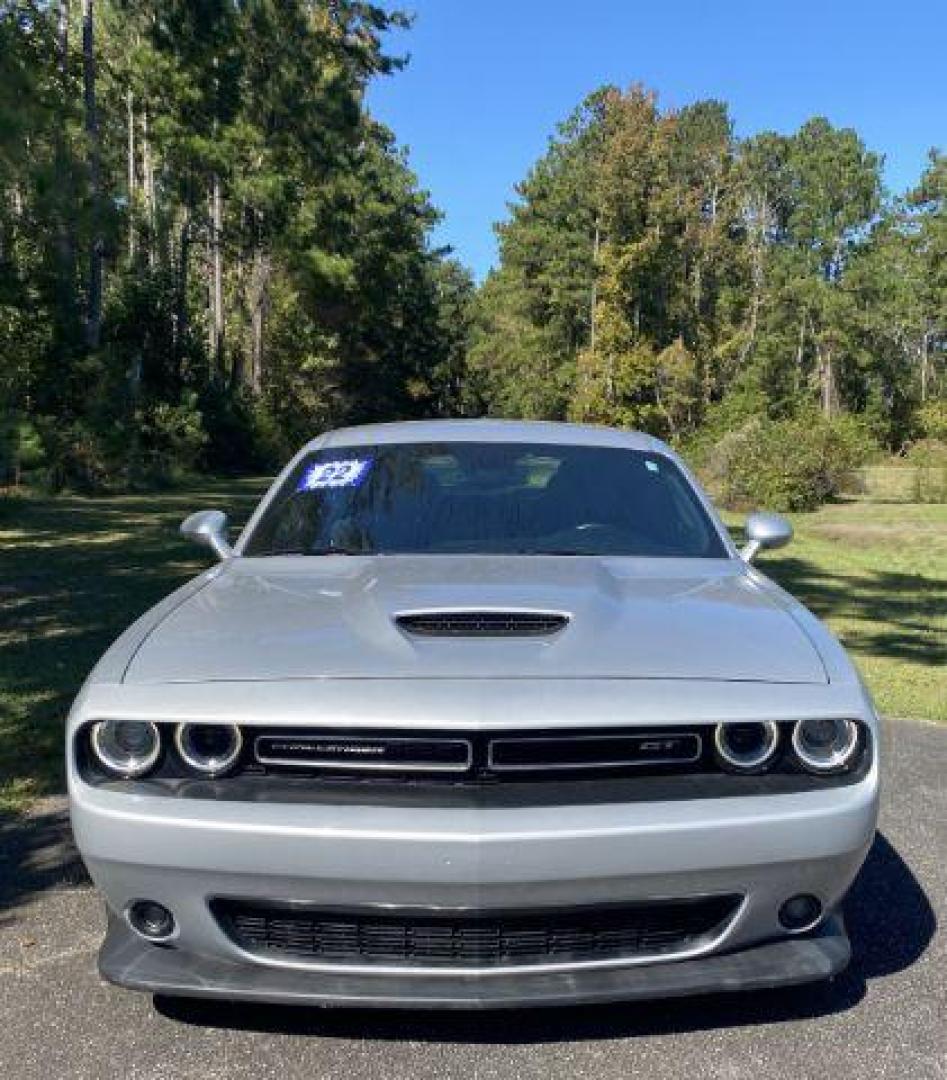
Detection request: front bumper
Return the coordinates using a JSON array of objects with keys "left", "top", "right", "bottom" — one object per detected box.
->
[
  {"left": 72, "top": 765, "right": 878, "bottom": 1007},
  {"left": 100, "top": 909, "right": 851, "bottom": 1009}
]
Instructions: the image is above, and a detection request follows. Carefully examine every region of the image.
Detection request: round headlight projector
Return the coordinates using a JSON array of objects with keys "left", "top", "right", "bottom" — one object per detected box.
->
[
  {"left": 792, "top": 717, "right": 859, "bottom": 773},
  {"left": 714, "top": 721, "right": 780, "bottom": 772},
  {"left": 174, "top": 723, "right": 243, "bottom": 776},
  {"left": 90, "top": 719, "right": 161, "bottom": 778}
]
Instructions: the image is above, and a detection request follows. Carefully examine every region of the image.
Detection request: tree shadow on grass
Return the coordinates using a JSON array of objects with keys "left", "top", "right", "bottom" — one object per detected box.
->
[
  {"left": 764, "top": 555, "right": 947, "bottom": 667},
  {"left": 155, "top": 831, "right": 935, "bottom": 1044},
  {"left": 0, "top": 479, "right": 267, "bottom": 801}
]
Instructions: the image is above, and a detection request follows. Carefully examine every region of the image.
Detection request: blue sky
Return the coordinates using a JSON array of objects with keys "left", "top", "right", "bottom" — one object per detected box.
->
[{"left": 366, "top": 0, "right": 946, "bottom": 280}]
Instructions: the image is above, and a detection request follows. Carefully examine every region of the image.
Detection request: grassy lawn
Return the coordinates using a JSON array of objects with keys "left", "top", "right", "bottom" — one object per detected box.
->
[
  {"left": 730, "top": 501, "right": 946, "bottom": 724},
  {"left": 1, "top": 482, "right": 944, "bottom": 813},
  {"left": 0, "top": 478, "right": 268, "bottom": 813}
]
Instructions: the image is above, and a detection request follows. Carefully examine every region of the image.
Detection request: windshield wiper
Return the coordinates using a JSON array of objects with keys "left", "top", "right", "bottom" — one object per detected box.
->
[
  {"left": 519, "top": 549, "right": 599, "bottom": 556},
  {"left": 267, "top": 546, "right": 368, "bottom": 556},
  {"left": 307, "top": 546, "right": 369, "bottom": 556}
]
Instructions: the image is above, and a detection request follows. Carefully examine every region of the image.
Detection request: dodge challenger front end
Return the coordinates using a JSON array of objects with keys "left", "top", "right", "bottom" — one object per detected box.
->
[{"left": 67, "top": 420, "right": 879, "bottom": 1008}]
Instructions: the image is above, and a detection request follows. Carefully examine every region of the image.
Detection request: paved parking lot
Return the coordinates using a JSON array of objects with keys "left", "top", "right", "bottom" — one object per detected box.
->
[{"left": 0, "top": 718, "right": 943, "bottom": 1080}]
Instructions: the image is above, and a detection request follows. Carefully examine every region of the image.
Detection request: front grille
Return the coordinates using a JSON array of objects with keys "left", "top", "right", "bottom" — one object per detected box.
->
[
  {"left": 212, "top": 895, "right": 740, "bottom": 969},
  {"left": 488, "top": 732, "right": 701, "bottom": 771},
  {"left": 255, "top": 733, "right": 472, "bottom": 773},
  {"left": 395, "top": 610, "right": 568, "bottom": 637},
  {"left": 251, "top": 726, "right": 704, "bottom": 780}
]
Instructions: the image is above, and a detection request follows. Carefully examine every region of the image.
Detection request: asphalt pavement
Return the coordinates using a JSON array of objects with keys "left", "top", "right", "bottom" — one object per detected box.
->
[{"left": 1, "top": 718, "right": 943, "bottom": 1080}]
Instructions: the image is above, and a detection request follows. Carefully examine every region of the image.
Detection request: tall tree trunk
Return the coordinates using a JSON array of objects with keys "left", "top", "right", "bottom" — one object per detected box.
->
[
  {"left": 209, "top": 175, "right": 224, "bottom": 377},
  {"left": 82, "top": 0, "right": 102, "bottom": 349},
  {"left": 59, "top": 0, "right": 70, "bottom": 72},
  {"left": 589, "top": 219, "right": 600, "bottom": 356},
  {"left": 126, "top": 88, "right": 136, "bottom": 262},
  {"left": 740, "top": 276, "right": 761, "bottom": 368},
  {"left": 229, "top": 249, "right": 247, "bottom": 392},
  {"left": 794, "top": 310, "right": 808, "bottom": 398},
  {"left": 737, "top": 204, "right": 768, "bottom": 371},
  {"left": 177, "top": 208, "right": 190, "bottom": 355},
  {"left": 819, "top": 344, "right": 836, "bottom": 418},
  {"left": 141, "top": 109, "right": 156, "bottom": 265},
  {"left": 54, "top": 0, "right": 75, "bottom": 340},
  {"left": 249, "top": 217, "right": 269, "bottom": 396},
  {"left": 919, "top": 331, "right": 930, "bottom": 403}
]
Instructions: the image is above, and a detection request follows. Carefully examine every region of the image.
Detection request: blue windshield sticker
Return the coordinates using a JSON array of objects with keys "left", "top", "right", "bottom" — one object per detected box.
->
[
  {"left": 645, "top": 459, "right": 659, "bottom": 473},
  {"left": 297, "top": 458, "right": 372, "bottom": 492}
]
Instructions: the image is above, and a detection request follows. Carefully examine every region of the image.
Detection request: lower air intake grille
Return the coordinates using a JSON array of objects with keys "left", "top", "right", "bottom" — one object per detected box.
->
[
  {"left": 395, "top": 611, "right": 569, "bottom": 637},
  {"left": 212, "top": 895, "right": 740, "bottom": 968}
]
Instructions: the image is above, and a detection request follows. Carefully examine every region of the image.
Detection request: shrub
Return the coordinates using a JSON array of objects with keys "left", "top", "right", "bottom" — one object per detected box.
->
[
  {"left": 917, "top": 401, "right": 947, "bottom": 442},
  {"left": 198, "top": 386, "right": 261, "bottom": 474},
  {"left": 709, "top": 412, "right": 876, "bottom": 512},
  {"left": 678, "top": 387, "right": 769, "bottom": 474},
  {"left": 130, "top": 391, "right": 209, "bottom": 484},
  {"left": 35, "top": 419, "right": 111, "bottom": 493},
  {"left": 0, "top": 414, "right": 45, "bottom": 487}
]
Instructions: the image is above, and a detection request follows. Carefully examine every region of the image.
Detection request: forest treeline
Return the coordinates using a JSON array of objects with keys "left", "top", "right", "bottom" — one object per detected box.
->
[
  {"left": 466, "top": 85, "right": 947, "bottom": 506},
  {"left": 1, "top": 0, "right": 471, "bottom": 487},
  {"left": 469, "top": 88, "right": 946, "bottom": 467},
  {"left": 2, "top": 3, "right": 946, "bottom": 504}
]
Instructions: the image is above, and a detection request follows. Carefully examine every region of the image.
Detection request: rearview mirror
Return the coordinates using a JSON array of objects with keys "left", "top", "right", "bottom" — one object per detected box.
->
[
  {"left": 741, "top": 511, "right": 792, "bottom": 563},
  {"left": 180, "top": 509, "right": 233, "bottom": 562}
]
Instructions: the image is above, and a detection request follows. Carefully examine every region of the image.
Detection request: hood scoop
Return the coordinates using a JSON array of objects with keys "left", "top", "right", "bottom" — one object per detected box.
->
[{"left": 395, "top": 610, "right": 570, "bottom": 638}]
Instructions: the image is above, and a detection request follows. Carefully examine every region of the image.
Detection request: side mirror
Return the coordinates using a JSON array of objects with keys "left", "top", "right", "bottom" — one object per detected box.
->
[
  {"left": 180, "top": 509, "right": 233, "bottom": 562},
  {"left": 741, "top": 511, "right": 792, "bottom": 563}
]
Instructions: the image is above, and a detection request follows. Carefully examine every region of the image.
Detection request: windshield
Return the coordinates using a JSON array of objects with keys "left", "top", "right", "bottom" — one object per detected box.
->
[{"left": 242, "top": 441, "right": 728, "bottom": 558}]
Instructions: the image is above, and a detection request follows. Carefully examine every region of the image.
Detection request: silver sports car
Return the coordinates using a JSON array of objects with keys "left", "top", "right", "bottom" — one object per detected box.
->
[{"left": 67, "top": 420, "right": 880, "bottom": 1008}]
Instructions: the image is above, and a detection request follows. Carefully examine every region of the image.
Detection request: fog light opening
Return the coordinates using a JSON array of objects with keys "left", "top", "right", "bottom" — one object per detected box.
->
[
  {"left": 778, "top": 893, "right": 823, "bottom": 933},
  {"left": 127, "top": 900, "right": 177, "bottom": 943}
]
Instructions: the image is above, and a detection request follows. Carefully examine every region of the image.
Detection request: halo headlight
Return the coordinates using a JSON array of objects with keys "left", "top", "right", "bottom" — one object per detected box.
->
[
  {"left": 90, "top": 719, "right": 161, "bottom": 778},
  {"left": 792, "top": 718, "right": 860, "bottom": 773},
  {"left": 714, "top": 721, "right": 780, "bottom": 772},
  {"left": 174, "top": 723, "right": 243, "bottom": 776}
]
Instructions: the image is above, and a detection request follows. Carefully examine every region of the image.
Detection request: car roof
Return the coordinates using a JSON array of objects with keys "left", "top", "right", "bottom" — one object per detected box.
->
[{"left": 308, "top": 419, "right": 669, "bottom": 453}]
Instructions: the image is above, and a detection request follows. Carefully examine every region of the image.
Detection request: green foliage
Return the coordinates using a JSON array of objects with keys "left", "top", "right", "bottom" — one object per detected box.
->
[
  {"left": 0, "top": 1, "right": 471, "bottom": 489},
  {"left": 677, "top": 385, "right": 770, "bottom": 471},
  {"left": 709, "top": 412, "right": 876, "bottom": 511},
  {"left": 472, "top": 82, "right": 947, "bottom": 486},
  {"left": 2, "top": 5, "right": 945, "bottom": 515},
  {"left": 130, "top": 392, "right": 209, "bottom": 485},
  {"left": 34, "top": 419, "right": 111, "bottom": 494},
  {"left": 0, "top": 415, "right": 45, "bottom": 486},
  {"left": 467, "top": 91, "right": 606, "bottom": 419},
  {"left": 917, "top": 401, "right": 947, "bottom": 441}
]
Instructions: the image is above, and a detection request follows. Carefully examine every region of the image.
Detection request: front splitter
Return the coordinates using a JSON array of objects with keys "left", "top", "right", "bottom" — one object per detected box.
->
[{"left": 99, "top": 912, "right": 850, "bottom": 1010}]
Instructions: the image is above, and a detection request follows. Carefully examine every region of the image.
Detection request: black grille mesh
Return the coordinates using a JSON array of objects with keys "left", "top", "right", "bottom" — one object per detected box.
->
[
  {"left": 212, "top": 895, "right": 740, "bottom": 968},
  {"left": 395, "top": 611, "right": 568, "bottom": 637}
]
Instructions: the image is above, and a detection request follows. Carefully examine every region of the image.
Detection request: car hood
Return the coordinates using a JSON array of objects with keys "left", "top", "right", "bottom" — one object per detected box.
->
[{"left": 122, "top": 556, "right": 827, "bottom": 685}]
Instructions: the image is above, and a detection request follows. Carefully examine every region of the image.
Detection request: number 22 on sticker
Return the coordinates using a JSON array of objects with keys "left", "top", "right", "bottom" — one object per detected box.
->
[{"left": 298, "top": 458, "right": 372, "bottom": 491}]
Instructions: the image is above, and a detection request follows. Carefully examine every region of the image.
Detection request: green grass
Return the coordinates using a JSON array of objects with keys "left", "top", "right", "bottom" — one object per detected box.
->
[
  {"left": 725, "top": 501, "right": 946, "bottom": 723},
  {"left": 0, "top": 478, "right": 267, "bottom": 814},
  {"left": 1, "top": 483, "right": 944, "bottom": 813}
]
